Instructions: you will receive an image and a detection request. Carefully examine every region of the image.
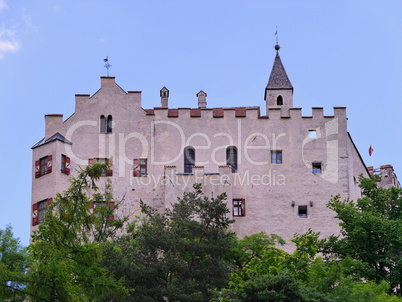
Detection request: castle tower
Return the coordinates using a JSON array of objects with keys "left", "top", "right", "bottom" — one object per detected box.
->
[{"left": 264, "top": 44, "right": 293, "bottom": 113}]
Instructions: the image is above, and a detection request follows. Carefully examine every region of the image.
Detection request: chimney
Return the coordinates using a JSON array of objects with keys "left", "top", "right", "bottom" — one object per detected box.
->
[
  {"left": 196, "top": 90, "right": 207, "bottom": 108},
  {"left": 45, "top": 114, "right": 63, "bottom": 139},
  {"left": 160, "top": 86, "right": 169, "bottom": 107}
]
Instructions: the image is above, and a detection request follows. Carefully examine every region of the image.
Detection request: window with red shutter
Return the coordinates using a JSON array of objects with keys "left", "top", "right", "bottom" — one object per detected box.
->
[
  {"left": 32, "top": 198, "right": 52, "bottom": 225},
  {"left": 233, "top": 199, "right": 245, "bottom": 217},
  {"left": 91, "top": 158, "right": 113, "bottom": 177},
  {"left": 61, "top": 155, "right": 70, "bottom": 175},
  {"left": 36, "top": 155, "right": 53, "bottom": 178},
  {"left": 133, "top": 159, "right": 147, "bottom": 177}
]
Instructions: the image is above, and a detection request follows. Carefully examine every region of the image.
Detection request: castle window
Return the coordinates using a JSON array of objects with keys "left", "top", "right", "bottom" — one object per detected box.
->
[
  {"left": 32, "top": 198, "right": 53, "bottom": 226},
  {"left": 133, "top": 158, "right": 147, "bottom": 177},
  {"left": 312, "top": 162, "right": 322, "bottom": 174},
  {"left": 226, "top": 146, "right": 238, "bottom": 173},
  {"left": 271, "top": 150, "right": 282, "bottom": 164},
  {"left": 298, "top": 205, "right": 308, "bottom": 217},
  {"left": 61, "top": 154, "right": 70, "bottom": 175},
  {"left": 35, "top": 155, "right": 52, "bottom": 178},
  {"left": 90, "top": 201, "right": 115, "bottom": 221},
  {"left": 308, "top": 130, "right": 317, "bottom": 139},
  {"left": 88, "top": 158, "right": 113, "bottom": 177},
  {"left": 233, "top": 199, "right": 245, "bottom": 216},
  {"left": 107, "top": 115, "right": 112, "bottom": 133},
  {"left": 100, "top": 115, "right": 106, "bottom": 133},
  {"left": 184, "top": 147, "right": 195, "bottom": 173},
  {"left": 277, "top": 95, "right": 283, "bottom": 106}
]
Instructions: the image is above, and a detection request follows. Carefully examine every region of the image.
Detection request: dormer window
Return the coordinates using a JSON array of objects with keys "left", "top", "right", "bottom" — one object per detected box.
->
[{"left": 277, "top": 95, "right": 283, "bottom": 106}]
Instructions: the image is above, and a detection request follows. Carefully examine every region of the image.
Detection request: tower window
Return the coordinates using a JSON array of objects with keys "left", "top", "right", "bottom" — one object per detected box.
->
[
  {"left": 312, "top": 163, "right": 322, "bottom": 174},
  {"left": 35, "top": 155, "right": 53, "bottom": 178},
  {"left": 61, "top": 154, "right": 70, "bottom": 175},
  {"left": 277, "top": 95, "right": 283, "bottom": 106},
  {"left": 298, "top": 205, "right": 308, "bottom": 217},
  {"left": 308, "top": 130, "right": 317, "bottom": 138},
  {"left": 184, "top": 147, "right": 195, "bottom": 173},
  {"left": 271, "top": 150, "right": 282, "bottom": 164},
  {"left": 226, "top": 146, "right": 238, "bottom": 173},
  {"left": 32, "top": 198, "right": 53, "bottom": 226}
]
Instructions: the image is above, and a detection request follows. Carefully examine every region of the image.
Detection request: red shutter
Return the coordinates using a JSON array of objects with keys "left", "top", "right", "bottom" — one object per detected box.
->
[
  {"left": 108, "top": 202, "right": 115, "bottom": 221},
  {"left": 65, "top": 156, "right": 70, "bottom": 175},
  {"left": 106, "top": 158, "right": 113, "bottom": 176},
  {"left": 32, "top": 203, "right": 38, "bottom": 211},
  {"left": 241, "top": 199, "right": 246, "bottom": 216},
  {"left": 35, "top": 160, "right": 40, "bottom": 178},
  {"left": 32, "top": 217, "right": 39, "bottom": 226},
  {"left": 47, "top": 155, "right": 53, "bottom": 173},
  {"left": 89, "top": 202, "right": 94, "bottom": 209},
  {"left": 88, "top": 158, "right": 94, "bottom": 165},
  {"left": 47, "top": 198, "right": 53, "bottom": 205},
  {"left": 133, "top": 159, "right": 140, "bottom": 177}
]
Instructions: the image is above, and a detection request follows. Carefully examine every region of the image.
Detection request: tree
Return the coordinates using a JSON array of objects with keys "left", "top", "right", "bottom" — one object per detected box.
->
[
  {"left": 321, "top": 176, "right": 402, "bottom": 294},
  {"left": 0, "top": 225, "right": 27, "bottom": 301},
  {"left": 101, "top": 183, "right": 236, "bottom": 301},
  {"left": 26, "top": 161, "right": 127, "bottom": 301}
]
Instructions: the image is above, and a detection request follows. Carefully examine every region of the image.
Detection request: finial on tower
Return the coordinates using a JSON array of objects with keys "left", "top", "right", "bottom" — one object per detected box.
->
[{"left": 274, "top": 26, "right": 280, "bottom": 51}]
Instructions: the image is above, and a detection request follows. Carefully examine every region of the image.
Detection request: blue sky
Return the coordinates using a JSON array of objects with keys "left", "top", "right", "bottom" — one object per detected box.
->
[{"left": 1, "top": 0, "right": 402, "bottom": 246}]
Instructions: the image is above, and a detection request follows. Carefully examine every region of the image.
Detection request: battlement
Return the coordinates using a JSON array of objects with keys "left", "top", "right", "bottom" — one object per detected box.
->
[{"left": 146, "top": 105, "right": 347, "bottom": 120}]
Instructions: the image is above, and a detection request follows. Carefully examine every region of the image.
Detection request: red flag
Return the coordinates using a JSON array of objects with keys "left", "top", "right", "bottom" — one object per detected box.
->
[{"left": 369, "top": 145, "right": 374, "bottom": 156}]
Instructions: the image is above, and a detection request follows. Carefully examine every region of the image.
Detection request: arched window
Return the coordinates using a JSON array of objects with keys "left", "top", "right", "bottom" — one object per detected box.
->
[
  {"left": 184, "top": 147, "right": 195, "bottom": 173},
  {"left": 100, "top": 115, "right": 106, "bottom": 133},
  {"left": 277, "top": 95, "right": 283, "bottom": 106},
  {"left": 226, "top": 146, "right": 237, "bottom": 173},
  {"left": 107, "top": 115, "right": 112, "bottom": 133}
]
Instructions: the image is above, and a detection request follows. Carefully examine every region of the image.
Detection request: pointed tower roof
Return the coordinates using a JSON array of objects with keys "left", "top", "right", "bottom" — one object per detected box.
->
[{"left": 265, "top": 45, "right": 293, "bottom": 92}]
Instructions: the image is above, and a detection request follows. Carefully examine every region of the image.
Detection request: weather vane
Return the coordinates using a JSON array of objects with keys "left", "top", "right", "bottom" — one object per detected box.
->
[
  {"left": 275, "top": 26, "right": 279, "bottom": 45},
  {"left": 104, "top": 56, "right": 111, "bottom": 76}
]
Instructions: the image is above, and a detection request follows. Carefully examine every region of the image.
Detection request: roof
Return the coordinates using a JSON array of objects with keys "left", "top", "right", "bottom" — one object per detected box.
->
[
  {"left": 31, "top": 132, "right": 72, "bottom": 149},
  {"left": 266, "top": 50, "right": 293, "bottom": 91}
]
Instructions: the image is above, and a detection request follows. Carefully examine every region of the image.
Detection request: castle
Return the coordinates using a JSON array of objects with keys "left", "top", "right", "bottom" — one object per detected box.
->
[{"left": 31, "top": 45, "right": 382, "bottom": 248}]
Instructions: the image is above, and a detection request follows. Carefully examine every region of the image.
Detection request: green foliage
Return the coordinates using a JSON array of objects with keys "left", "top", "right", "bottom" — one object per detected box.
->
[
  {"left": 26, "top": 161, "right": 128, "bottom": 301},
  {"left": 218, "top": 228, "right": 401, "bottom": 302},
  {"left": 101, "top": 183, "right": 236, "bottom": 301},
  {"left": 322, "top": 175, "right": 402, "bottom": 293},
  {"left": 0, "top": 225, "right": 27, "bottom": 301}
]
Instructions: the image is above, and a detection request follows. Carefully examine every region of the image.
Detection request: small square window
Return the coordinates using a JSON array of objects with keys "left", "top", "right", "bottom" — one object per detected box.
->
[
  {"left": 312, "top": 163, "right": 322, "bottom": 174},
  {"left": 271, "top": 151, "right": 282, "bottom": 164},
  {"left": 233, "top": 199, "right": 245, "bottom": 216},
  {"left": 298, "top": 205, "right": 308, "bottom": 217},
  {"left": 308, "top": 130, "right": 317, "bottom": 138}
]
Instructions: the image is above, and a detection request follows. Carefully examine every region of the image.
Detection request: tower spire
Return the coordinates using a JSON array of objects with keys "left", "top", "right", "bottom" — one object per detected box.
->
[{"left": 264, "top": 39, "right": 293, "bottom": 112}]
